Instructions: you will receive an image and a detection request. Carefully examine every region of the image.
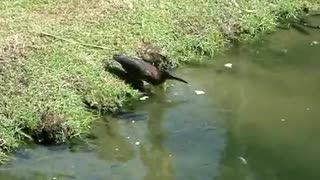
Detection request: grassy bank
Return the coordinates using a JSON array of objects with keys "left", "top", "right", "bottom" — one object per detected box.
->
[{"left": 0, "top": 0, "right": 317, "bottom": 162}]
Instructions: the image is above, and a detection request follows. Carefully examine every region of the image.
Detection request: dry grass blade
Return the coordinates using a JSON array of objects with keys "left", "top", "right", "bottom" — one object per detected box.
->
[{"left": 40, "top": 32, "right": 110, "bottom": 50}]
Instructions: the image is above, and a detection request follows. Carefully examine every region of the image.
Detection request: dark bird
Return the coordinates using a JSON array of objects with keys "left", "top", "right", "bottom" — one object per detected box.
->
[{"left": 113, "top": 54, "right": 188, "bottom": 86}]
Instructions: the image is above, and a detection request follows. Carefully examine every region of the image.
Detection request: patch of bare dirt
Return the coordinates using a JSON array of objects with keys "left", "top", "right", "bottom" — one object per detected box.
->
[{"left": 136, "top": 39, "right": 175, "bottom": 70}]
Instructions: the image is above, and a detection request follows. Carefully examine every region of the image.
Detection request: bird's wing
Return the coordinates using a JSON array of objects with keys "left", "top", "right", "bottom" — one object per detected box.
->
[
  {"left": 114, "top": 55, "right": 158, "bottom": 79},
  {"left": 119, "top": 58, "right": 146, "bottom": 74}
]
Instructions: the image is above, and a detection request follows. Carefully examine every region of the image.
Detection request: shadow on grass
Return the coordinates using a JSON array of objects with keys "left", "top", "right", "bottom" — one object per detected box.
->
[
  {"left": 81, "top": 61, "right": 153, "bottom": 115},
  {"left": 104, "top": 63, "right": 146, "bottom": 92}
]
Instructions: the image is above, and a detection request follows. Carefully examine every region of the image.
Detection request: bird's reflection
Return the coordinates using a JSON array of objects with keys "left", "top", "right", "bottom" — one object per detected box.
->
[{"left": 138, "top": 91, "right": 179, "bottom": 180}]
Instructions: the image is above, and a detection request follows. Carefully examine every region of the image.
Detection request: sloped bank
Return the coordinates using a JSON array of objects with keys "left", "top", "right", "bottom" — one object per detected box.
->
[{"left": 0, "top": 0, "right": 317, "bottom": 163}]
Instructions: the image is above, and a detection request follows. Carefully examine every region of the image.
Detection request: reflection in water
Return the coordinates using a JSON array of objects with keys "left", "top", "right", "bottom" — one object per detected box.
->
[
  {"left": 93, "top": 119, "right": 135, "bottom": 162},
  {"left": 213, "top": 17, "right": 320, "bottom": 180},
  {"left": 139, "top": 94, "right": 176, "bottom": 180},
  {"left": 0, "top": 16, "right": 320, "bottom": 180}
]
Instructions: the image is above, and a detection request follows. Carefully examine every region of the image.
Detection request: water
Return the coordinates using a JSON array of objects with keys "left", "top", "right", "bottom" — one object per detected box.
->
[{"left": 1, "top": 17, "right": 320, "bottom": 180}]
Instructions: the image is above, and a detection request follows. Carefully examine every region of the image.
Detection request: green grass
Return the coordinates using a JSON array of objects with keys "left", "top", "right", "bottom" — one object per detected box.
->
[{"left": 0, "top": 0, "right": 317, "bottom": 162}]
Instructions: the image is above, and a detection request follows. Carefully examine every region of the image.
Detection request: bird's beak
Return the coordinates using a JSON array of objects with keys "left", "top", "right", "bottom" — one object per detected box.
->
[{"left": 168, "top": 74, "right": 188, "bottom": 84}]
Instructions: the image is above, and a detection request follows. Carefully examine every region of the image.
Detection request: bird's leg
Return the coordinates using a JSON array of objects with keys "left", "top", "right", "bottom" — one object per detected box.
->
[
  {"left": 128, "top": 79, "right": 145, "bottom": 92},
  {"left": 158, "top": 82, "right": 170, "bottom": 91},
  {"left": 152, "top": 83, "right": 167, "bottom": 93}
]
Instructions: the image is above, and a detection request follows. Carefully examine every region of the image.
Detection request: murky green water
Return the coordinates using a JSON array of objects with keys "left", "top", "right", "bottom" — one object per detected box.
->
[{"left": 1, "top": 17, "right": 320, "bottom": 180}]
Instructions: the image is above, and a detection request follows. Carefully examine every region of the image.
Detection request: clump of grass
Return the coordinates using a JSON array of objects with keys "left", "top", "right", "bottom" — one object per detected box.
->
[
  {"left": 0, "top": 33, "right": 138, "bottom": 163},
  {"left": 0, "top": 0, "right": 317, "bottom": 163}
]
